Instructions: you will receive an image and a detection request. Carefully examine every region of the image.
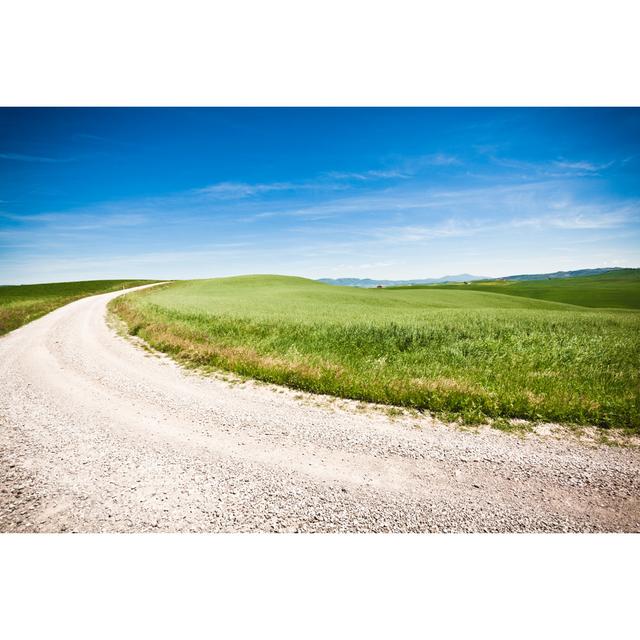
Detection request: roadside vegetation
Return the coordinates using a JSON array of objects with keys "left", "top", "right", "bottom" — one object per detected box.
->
[
  {"left": 390, "top": 268, "right": 640, "bottom": 309},
  {"left": 111, "top": 275, "right": 640, "bottom": 431},
  {"left": 0, "top": 280, "right": 156, "bottom": 336}
]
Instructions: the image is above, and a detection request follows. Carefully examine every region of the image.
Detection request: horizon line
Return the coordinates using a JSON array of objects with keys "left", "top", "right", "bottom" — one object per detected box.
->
[{"left": 2, "top": 265, "right": 637, "bottom": 287}]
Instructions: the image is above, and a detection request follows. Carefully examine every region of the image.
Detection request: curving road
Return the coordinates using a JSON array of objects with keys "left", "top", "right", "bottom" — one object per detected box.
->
[{"left": 1, "top": 285, "right": 638, "bottom": 532}]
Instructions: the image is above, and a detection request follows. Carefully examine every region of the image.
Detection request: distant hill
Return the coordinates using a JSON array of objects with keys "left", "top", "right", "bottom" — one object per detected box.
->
[
  {"left": 318, "top": 274, "right": 487, "bottom": 288},
  {"left": 406, "top": 268, "right": 640, "bottom": 309},
  {"left": 319, "top": 267, "right": 629, "bottom": 288},
  {"left": 501, "top": 267, "right": 623, "bottom": 281}
]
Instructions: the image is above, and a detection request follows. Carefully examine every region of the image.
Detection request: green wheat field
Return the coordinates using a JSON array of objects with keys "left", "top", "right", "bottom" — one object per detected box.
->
[{"left": 110, "top": 270, "right": 640, "bottom": 431}]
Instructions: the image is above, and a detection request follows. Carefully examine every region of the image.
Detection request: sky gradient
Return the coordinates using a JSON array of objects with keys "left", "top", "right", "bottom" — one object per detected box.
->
[{"left": 1, "top": 107, "right": 639, "bottom": 284}]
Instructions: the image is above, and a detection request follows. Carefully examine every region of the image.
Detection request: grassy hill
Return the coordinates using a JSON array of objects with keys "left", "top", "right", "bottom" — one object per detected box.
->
[
  {"left": 112, "top": 275, "right": 640, "bottom": 430},
  {"left": 390, "top": 268, "right": 640, "bottom": 309},
  {"left": 0, "top": 279, "right": 156, "bottom": 336}
]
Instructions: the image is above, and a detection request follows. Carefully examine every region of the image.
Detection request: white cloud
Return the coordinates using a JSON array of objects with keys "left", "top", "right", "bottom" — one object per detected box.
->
[
  {"left": 197, "top": 167, "right": 411, "bottom": 200},
  {"left": 490, "top": 155, "right": 616, "bottom": 178},
  {"left": 420, "top": 153, "right": 461, "bottom": 166},
  {"left": 369, "top": 219, "right": 482, "bottom": 243},
  {"left": 196, "top": 181, "right": 297, "bottom": 198},
  {"left": 325, "top": 169, "right": 409, "bottom": 180},
  {"left": 3, "top": 154, "right": 638, "bottom": 284},
  {"left": 513, "top": 202, "right": 638, "bottom": 230},
  {"left": 4, "top": 210, "right": 150, "bottom": 231},
  {"left": 552, "top": 159, "right": 614, "bottom": 172},
  {"left": 0, "top": 152, "right": 75, "bottom": 163}
]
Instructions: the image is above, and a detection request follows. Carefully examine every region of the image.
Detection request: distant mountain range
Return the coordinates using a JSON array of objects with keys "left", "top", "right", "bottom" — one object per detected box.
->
[
  {"left": 318, "top": 267, "right": 624, "bottom": 288},
  {"left": 317, "top": 274, "right": 488, "bottom": 288}
]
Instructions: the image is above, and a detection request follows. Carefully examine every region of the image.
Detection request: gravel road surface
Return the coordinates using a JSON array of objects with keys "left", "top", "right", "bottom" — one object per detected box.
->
[{"left": 1, "top": 285, "right": 638, "bottom": 532}]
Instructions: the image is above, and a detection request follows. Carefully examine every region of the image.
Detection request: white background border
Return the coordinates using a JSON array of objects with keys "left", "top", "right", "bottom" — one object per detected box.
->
[
  {"left": 1, "top": 0, "right": 639, "bottom": 106},
  {"left": 3, "top": 534, "right": 639, "bottom": 638}
]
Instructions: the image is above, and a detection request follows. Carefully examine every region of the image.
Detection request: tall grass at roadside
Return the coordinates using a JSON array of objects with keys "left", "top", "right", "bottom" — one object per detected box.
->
[{"left": 111, "top": 276, "right": 640, "bottom": 430}]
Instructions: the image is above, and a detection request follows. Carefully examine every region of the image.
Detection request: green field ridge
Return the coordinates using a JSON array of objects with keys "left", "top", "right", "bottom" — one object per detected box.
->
[
  {"left": 388, "top": 268, "right": 640, "bottom": 309},
  {"left": 111, "top": 274, "right": 640, "bottom": 430}
]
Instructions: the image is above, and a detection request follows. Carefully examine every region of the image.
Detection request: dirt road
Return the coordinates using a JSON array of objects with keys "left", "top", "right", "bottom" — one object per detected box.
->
[{"left": 1, "top": 286, "right": 638, "bottom": 532}]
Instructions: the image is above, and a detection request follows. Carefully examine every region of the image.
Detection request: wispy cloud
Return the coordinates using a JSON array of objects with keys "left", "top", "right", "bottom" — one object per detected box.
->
[
  {"left": 3, "top": 153, "right": 638, "bottom": 283},
  {"left": 236, "top": 180, "right": 640, "bottom": 231},
  {"left": 381, "top": 153, "right": 462, "bottom": 176},
  {"left": 73, "top": 133, "right": 110, "bottom": 142},
  {"left": 0, "top": 243, "right": 258, "bottom": 275},
  {"left": 2, "top": 209, "right": 150, "bottom": 232},
  {"left": 196, "top": 168, "right": 406, "bottom": 199},
  {"left": 371, "top": 220, "right": 478, "bottom": 242},
  {"left": 514, "top": 206, "right": 636, "bottom": 230},
  {"left": 324, "top": 168, "right": 409, "bottom": 181},
  {"left": 7, "top": 176, "right": 637, "bottom": 239},
  {"left": 490, "top": 155, "right": 616, "bottom": 178},
  {"left": 0, "top": 152, "right": 76, "bottom": 163},
  {"left": 417, "top": 153, "right": 461, "bottom": 167},
  {"left": 552, "top": 159, "right": 614, "bottom": 173},
  {"left": 196, "top": 181, "right": 298, "bottom": 198}
]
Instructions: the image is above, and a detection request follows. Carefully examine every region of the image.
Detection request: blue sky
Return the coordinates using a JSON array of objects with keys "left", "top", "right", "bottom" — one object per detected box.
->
[{"left": 1, "top": 107, "right": 639, "bottom": 284}]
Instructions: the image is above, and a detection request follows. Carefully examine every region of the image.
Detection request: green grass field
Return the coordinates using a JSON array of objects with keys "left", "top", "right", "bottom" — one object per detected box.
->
[
  {"left": 0, "top": 280, "right": 156, "bottom": 336},
  {"left": 111, "top": 274, "right": 640, "bottom": 431},
  {"left": 391, "top": 268, "right": 640, "bottom": 309}
]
